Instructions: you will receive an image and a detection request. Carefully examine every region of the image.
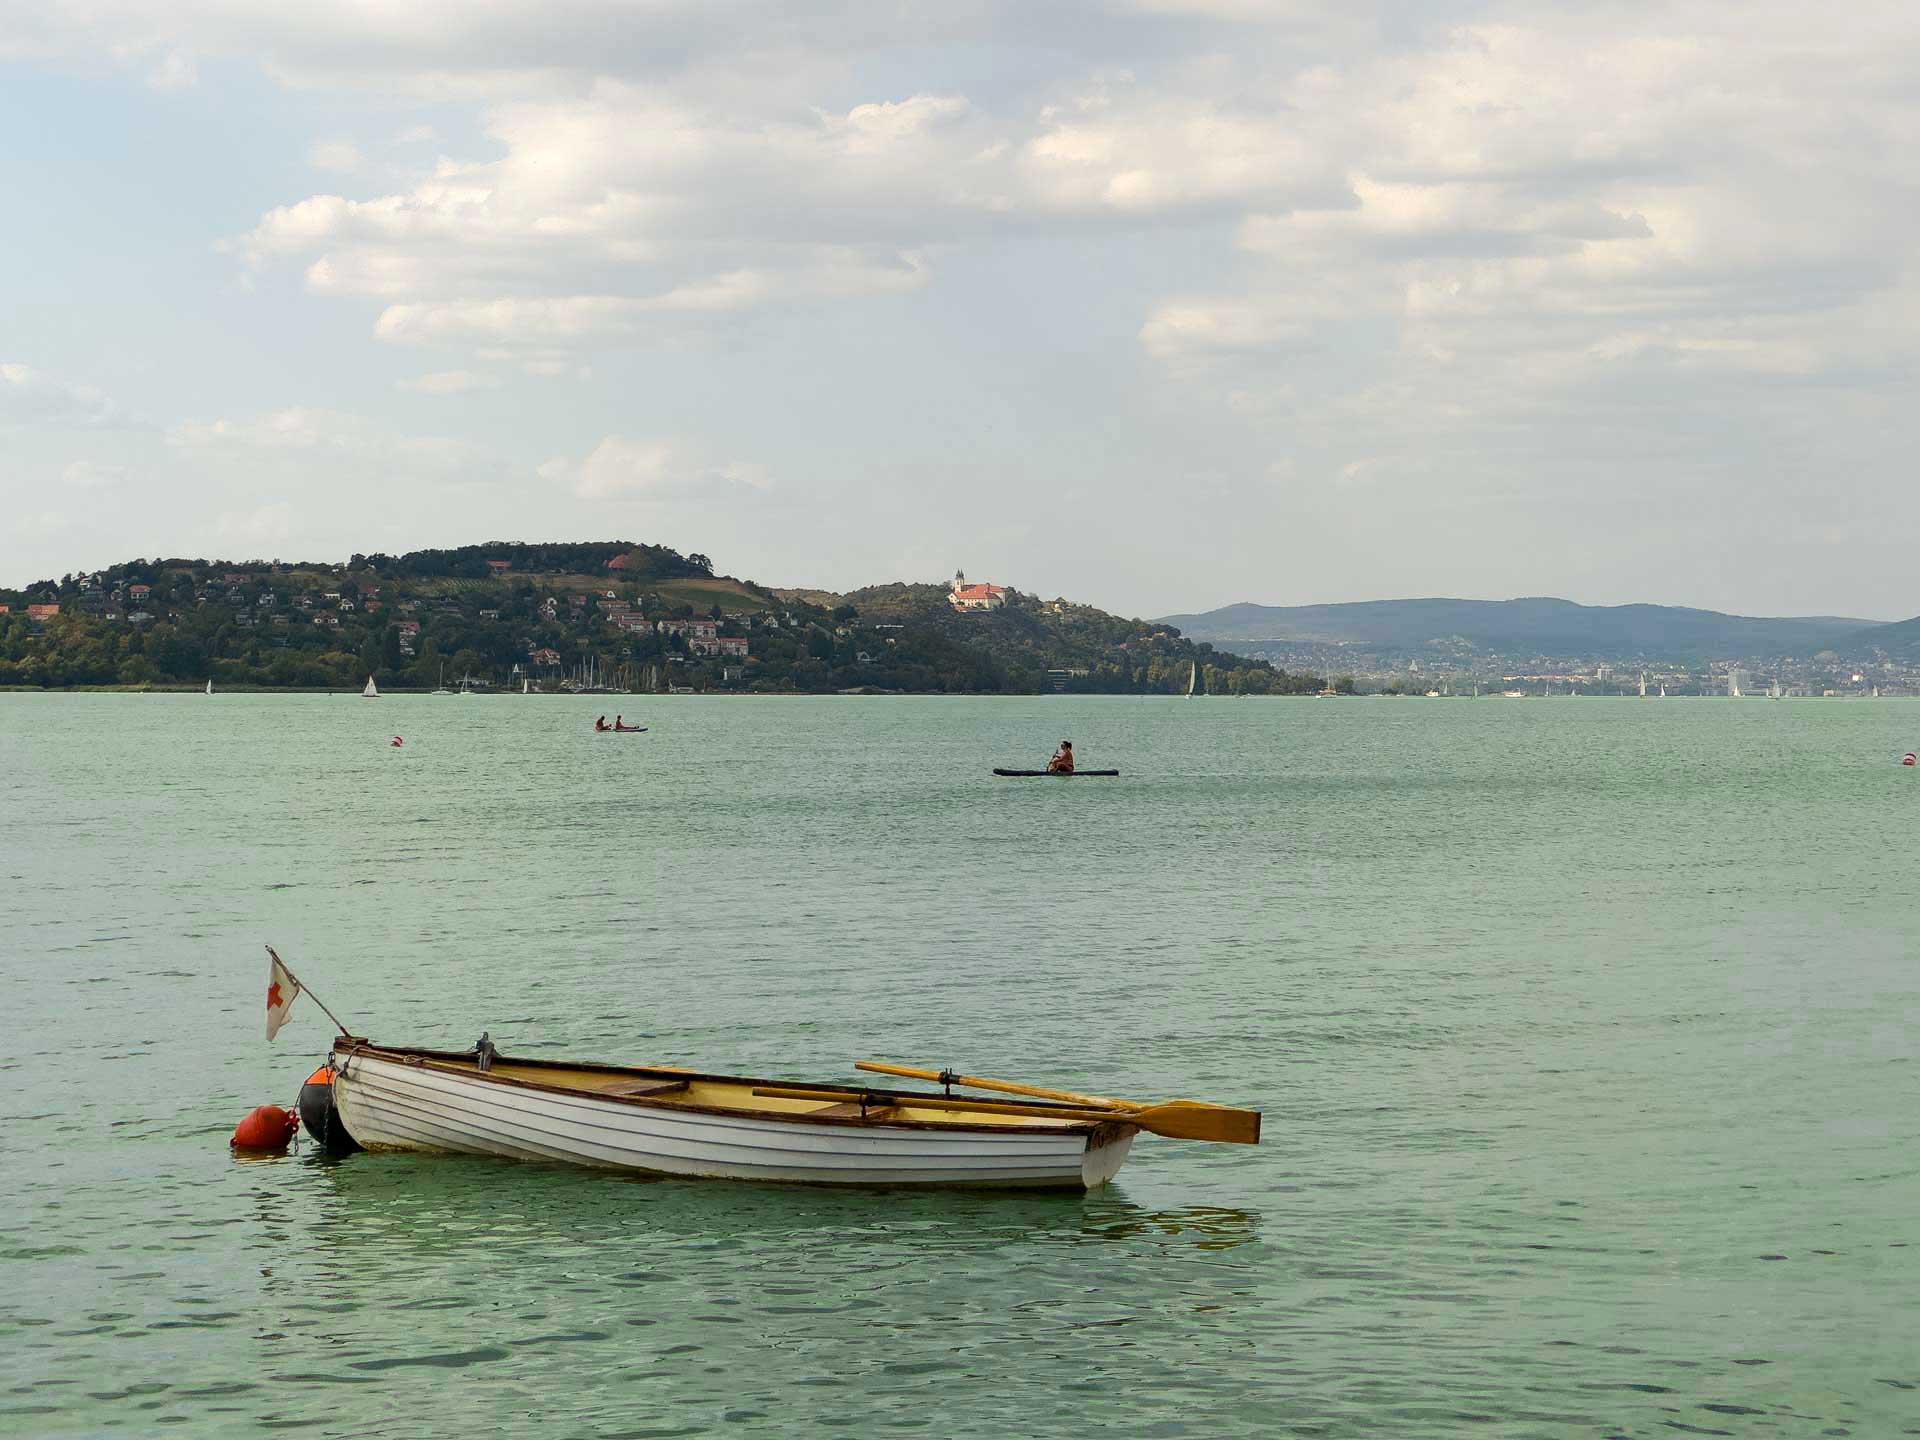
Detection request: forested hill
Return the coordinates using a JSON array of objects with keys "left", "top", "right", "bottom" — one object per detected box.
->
[
  {"left": 0, "top": 546, "right": 1322, "bottom": 694},
  {"left": 1160, "top": 596, "right": 1878, "bottom": 662},
  {"left": 777, "top": 582, "right": 1322, "bottom": 694}
]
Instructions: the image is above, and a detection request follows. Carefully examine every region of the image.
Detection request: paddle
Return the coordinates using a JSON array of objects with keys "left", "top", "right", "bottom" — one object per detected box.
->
[
  {"left": 856, "top": 1061, "right": 1130, "bottom": 1110},
  {"left": 750, "top": 1085, "right": 1261, "bottom": 1145},
  {"left": 855, "top": 1062, "right": 1262, "bottom": 1145}
]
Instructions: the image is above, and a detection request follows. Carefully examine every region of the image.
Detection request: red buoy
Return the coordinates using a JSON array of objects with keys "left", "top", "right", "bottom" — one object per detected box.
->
[
  {"left": 390, "top": 736, "right": 403, "bottom": 747},
  {"left": 1903, "top": 753, "right": 1916, "bottom": 767},
  {"left": 231, "top": 1104, "right": 298, "bottom": 1153}
]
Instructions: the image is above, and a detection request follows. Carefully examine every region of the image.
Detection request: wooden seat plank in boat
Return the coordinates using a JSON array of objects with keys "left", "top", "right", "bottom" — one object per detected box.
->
[
  {"left": 806, "top": 1100, "right": 900, "bottom": 1120},
  {"left": 586, "top": 1077, "right": 690, "bottom": 1099}
]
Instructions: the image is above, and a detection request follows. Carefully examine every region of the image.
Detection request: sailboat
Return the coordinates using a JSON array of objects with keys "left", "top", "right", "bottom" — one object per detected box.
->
[
  {"left": 1186, "top": 662, "right": 1197, "bottom": 698},
  {"left": 362, "top": 675, "right": 379, "bottom": 699},
  {"left": 205, "top": 678, "right": 214, "bottom": 696},
  {"left": 432, "top": 664, "right": 453, "bottom": 696}
]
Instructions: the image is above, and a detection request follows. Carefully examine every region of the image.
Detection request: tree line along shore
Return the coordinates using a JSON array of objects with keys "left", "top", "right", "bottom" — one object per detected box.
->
[{"left": 0, "top": 541, "right": 1325, "bottom": 696}]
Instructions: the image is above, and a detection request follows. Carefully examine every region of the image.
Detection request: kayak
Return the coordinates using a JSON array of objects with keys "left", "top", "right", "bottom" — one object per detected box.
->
[
  {"left": 993, "top": 768, "right": 1119, "bottom": 777},
  {"left": 597, "top": 727, "right": 648, "bottom": 733}
]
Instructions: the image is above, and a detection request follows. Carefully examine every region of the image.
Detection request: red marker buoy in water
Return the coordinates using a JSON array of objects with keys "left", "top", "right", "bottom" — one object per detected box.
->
[
  {"left": 1903, "top": 753, "right": 1915, "bottom": 766},
  {"left": 230, "top": 1104, "right": 298, "bottom": 1153},
  {"left": 390, "top": 736, "right": 403, "bottom": 747}
]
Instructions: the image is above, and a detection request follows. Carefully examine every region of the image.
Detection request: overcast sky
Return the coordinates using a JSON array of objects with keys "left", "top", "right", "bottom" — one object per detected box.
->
[{"left": 4, "top": 2, "right": 1918, "bottom": 619}]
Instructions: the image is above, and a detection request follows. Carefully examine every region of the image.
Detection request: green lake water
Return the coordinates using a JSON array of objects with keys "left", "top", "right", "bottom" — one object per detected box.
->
[{"left": 2, "top": 693, "right": 1917, "bottom": 1437}]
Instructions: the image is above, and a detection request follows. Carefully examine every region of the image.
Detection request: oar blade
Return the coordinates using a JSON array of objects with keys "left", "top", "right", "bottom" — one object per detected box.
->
[{"left": 1135, "top": 1102, "right": 1262, "bottom": 1145}]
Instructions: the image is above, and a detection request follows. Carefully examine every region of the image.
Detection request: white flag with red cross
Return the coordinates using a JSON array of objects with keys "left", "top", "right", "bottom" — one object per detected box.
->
[{"left": 266, "top": 949, "right": 302, "bottom": 1041}]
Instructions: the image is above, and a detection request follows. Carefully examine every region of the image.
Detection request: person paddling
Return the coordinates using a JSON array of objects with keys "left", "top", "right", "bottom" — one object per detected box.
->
[
  {"left": 1046, "top": 740, "right": 1075, "bottom": 774},
  {"left": 595, "top": 715, "right": 610, "bottom": 731}
]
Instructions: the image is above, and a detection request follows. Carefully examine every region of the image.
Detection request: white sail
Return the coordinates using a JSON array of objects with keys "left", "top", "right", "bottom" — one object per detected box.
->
[
  {"left": 205, "top": 678, "right": 214, "bottom": 696},
  {"left": 362, "top": 675, "right": 379, "bottom": 698},
  {"left": 1186, "top": 662, "right": 1197, "bottom": 698}
]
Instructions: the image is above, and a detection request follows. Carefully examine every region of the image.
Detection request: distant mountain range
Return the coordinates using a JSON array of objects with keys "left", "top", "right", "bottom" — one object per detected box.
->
[{"left": 1158, "top": 597, "right": 1896, "bottom": 662}]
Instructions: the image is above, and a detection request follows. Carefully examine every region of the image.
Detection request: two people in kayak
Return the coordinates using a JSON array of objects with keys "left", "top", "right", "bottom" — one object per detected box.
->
[
  {"left": 1046, "top": 740, "right": 1075, "bottom": 774},
  {"left": 595, "top": 715, "right": 642, "bottom": 732}
]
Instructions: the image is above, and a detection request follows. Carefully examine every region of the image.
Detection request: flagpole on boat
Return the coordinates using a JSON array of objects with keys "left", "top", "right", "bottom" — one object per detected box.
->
[{"left": 265, "top": 945, "right": 353, "bottom": 1037}]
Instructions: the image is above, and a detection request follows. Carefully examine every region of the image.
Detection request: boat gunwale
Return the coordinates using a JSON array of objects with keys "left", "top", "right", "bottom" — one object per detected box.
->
[{"left": 334, "top": 1041, "right": 1132, "bottom": 1142}]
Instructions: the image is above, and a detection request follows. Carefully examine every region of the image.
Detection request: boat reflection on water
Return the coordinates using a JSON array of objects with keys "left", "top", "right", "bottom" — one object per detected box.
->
[
  {"left": 231, "top": 1151, "right": 1269, "bottom": 1435},
  {"left": 251, "top": 1147, "right": 1261, "bottom": 1281},
  {"left": 1073, "top": 1200, "right": 1260, "bottom": 1251}
]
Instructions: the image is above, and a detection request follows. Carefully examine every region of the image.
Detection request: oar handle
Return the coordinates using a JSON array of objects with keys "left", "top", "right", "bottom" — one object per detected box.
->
[{"left": 855, "top": 1061, "right": 1128, "bottom": 1110}]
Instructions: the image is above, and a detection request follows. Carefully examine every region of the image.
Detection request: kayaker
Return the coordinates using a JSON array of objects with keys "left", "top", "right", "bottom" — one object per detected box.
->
[
  {"left": 595, "top": 715, "right": 609, "bottom": 731},
  {"left": 1047, "top": 740, "right": 1075, "bottom": 774}
]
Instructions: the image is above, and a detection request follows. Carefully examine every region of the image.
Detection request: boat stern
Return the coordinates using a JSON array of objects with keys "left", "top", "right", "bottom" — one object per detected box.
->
[{"left": 1081, "top": 1122, "right": 1138, "bottom": 1188}]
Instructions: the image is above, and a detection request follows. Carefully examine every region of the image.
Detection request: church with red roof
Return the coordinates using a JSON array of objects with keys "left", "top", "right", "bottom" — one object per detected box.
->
[{"left": 948, "top": 571, "right": 1008, "bottom": 612}]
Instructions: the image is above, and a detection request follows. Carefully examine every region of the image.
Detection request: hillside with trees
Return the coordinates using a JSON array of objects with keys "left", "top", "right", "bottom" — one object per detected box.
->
[
  {"left": 0, "top": 545, "right": 1321, "bottom": 694},
  {"left": 1160, "top": 595, "right": 1879, "bottom": 663}
]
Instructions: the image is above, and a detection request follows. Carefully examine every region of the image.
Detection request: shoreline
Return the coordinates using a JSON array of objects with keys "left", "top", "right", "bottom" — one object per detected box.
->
[{"left": 0, "top": 685, "right": 1317, "bottom": 698}]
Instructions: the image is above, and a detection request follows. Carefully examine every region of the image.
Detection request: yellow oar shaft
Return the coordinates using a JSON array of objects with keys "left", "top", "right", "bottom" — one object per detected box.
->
[
  {"left": 753, "top": 1086, "right": 1260, "bottom": 1145},
  {"left": 755, "top": 1085, "right": 1119, "bottom": 1124},
  {"left": 855, "top": 1061, "right": 1128, "bottom": 1110}
]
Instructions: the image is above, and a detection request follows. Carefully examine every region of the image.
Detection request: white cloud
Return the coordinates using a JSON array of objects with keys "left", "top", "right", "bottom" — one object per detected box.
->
[
  {"left": 540, "top": 436, "right": 768, "bottom": 500},
  {"left": 166, "top": 406, "right": 487, "bottom": 470},
  {"left": 375, "top": 295, "right": 646, "bottom": 345},
  {"left": 231, "top": 74, "right": 1334, "bottom": 355},
  {"left": 146, "top": 49, "right": 196, "bottom": 91},
  {"left": 397, "top": 369, "right": 501, "bottom": 394},
  {"left": 308, "top": 139, "right": 363, "bottom": 174},
  {"left": 61, "top": 459, "right": 126, "bottom": 488},
  {"left": 363, "top": 250, "right": 929, "bottom": 348},
  {"left": 1139, "top": 301, "right": 1312, "bottom": 362},
  {"left": 214, "top": 502, "right": 294, "bottom": 545},
  {"left": 0, "top": 363, "right": 122, "bottom": 428},
  {"left": 168, "top": 407, "right": 340, "bottom": 450}
]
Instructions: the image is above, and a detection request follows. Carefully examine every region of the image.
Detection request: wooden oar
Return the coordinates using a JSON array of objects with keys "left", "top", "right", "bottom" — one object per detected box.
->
[
  {"left": 856, "top": 1061, "right": 1130, "bottom": 1111},
  {"left": 857, "top": 1062, "right": 1259, "bottom": 1129},
  {"left": 751, "top": 1086, "right": 1260, "bottom": 1145}
]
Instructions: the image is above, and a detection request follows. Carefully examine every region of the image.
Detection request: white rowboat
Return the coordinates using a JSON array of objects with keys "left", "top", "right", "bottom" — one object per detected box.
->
[{"left": 329, "top": 1042, "right": 1144, "bottom": 1190}]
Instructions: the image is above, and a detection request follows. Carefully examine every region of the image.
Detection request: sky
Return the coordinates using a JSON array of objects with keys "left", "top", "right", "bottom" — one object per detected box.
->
[{"left": 3, "top": 1, "right": 1918, "bottom": 621}]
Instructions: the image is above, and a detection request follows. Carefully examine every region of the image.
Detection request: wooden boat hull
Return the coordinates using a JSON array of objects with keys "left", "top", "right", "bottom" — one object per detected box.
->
[
  {"left": 330, "top": 1044, "right": 1137, "bottom": 1190},
  {"left": 992, "top": 769, "right": 1120, "bottom": 777}
]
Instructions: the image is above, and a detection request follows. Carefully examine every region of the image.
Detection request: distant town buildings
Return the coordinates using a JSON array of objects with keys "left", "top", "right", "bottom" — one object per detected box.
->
[{"left": 657, "top": 619, "right": 719, "bottom": 640}]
